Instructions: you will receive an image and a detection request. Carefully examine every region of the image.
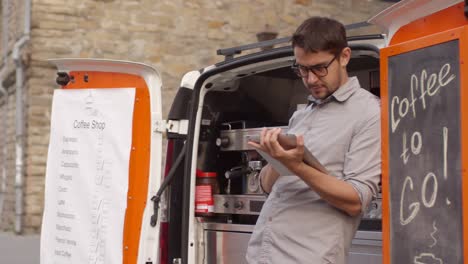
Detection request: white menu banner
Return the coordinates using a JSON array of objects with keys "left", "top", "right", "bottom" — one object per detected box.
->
[{"left": 41, "top": 88, "right": 136, "bottom": 264}]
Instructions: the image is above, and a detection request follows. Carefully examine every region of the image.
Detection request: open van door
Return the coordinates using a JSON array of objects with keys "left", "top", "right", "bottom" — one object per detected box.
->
[
  {"left": 370, "top": 0, "right": 468, "bottom": 263},
  {"left": 41, "top": 59, "right": 164, "bottom": 264}
]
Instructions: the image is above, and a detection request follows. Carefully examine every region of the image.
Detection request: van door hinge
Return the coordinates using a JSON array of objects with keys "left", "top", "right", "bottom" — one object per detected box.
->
[
  {"left": 153, "top": 120, "right": 189, "bottom": 135},
  {"left": 153, "top": 120, "right": 167, "bottom": 134}
]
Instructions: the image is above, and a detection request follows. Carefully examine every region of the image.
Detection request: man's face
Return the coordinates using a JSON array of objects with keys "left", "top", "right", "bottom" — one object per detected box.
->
[{"left": 293, "top": 47, "right": 349, "bottom": 100}]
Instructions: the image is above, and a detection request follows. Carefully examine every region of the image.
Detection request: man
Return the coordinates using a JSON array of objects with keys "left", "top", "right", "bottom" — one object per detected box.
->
[{"left": 245, "top": 17, "right": 381, "bottom": 264}]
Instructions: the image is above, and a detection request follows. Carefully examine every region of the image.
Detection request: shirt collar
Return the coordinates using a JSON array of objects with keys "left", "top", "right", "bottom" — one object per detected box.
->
[
  {"left": 332, "top": 77, "right": 359, "bottom": 102},
  {"left": 307, "top": 76, "right": 359, "bottom": 106}
]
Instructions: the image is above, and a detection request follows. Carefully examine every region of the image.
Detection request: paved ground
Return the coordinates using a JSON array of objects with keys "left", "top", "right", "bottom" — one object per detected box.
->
[{"left": 0, "top": 232, "right": 40, "bottom": 264}]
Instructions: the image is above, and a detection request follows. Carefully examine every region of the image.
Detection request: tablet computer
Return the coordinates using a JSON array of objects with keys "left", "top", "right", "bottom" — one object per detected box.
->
[{"left": 247, "top": 133, "right": 328, "bottom": 175}]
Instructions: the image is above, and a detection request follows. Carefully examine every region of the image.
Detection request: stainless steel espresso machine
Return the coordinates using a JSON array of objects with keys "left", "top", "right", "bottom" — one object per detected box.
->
[
  {"left": 212, "top": 122, "right": 285, "bottom": 216},
  {"left": 199, "top": 121, "right": 382, "bottom": 264}
]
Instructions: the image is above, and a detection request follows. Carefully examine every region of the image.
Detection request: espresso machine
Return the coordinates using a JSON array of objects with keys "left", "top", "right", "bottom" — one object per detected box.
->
[{"left": 211, "top": 121, "right": 288, "bottom": 216}]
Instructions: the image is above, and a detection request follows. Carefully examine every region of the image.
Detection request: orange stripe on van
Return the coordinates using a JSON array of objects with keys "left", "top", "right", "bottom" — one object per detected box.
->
[{"left": 390, "top": 2, "right": 468, "bottom": 45}]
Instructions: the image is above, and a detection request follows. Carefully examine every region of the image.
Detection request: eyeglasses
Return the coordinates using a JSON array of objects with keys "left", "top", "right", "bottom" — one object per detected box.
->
[{"left": 291, "top": 55, "right": 337, "bottom": 78}]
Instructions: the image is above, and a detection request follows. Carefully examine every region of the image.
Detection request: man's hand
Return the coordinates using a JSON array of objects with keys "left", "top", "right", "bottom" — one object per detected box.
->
[
  {"left": 248, "top": 127, "right": 305, "bottom": 173},
  {"left": 248, "top": 128, "right": 305, "bottom": 193},
  {"left": 249, "top": 127, "right": 362, "bottom": 216}
]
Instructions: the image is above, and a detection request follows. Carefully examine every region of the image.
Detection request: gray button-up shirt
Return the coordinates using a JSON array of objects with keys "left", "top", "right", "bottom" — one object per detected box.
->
[{"left": 246, "top": 77, "right": 381, "bottom": 264}]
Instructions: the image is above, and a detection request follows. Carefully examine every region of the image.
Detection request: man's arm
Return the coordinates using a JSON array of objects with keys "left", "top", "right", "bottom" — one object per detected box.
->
[
  {"left": 258, "top": 164, "right": 280, "bottom": 194},
  {"left": 290, "top": 162, "right": 362, "bottom": 216},
  {"left": 252, "top": 127, "right": 363, "bottom": 216}
]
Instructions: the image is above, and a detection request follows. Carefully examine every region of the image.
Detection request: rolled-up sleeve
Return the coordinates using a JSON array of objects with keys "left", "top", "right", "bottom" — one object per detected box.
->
[{"left": 343, "top": 109, "right": 381, "bottom": 213}]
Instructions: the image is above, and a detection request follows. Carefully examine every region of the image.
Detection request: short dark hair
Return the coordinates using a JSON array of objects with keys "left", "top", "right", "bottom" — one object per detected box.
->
[{"left": 291, "top": 17, "right": 347, "bottom": 55}]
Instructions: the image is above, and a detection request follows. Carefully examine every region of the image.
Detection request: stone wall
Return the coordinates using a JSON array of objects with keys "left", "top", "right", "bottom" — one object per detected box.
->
[
  {"left": 0, "top": 89, "right": 18, "bottom": 232},
  {"left": 0, "top": 0, "right": 393, "bottom": 233}
]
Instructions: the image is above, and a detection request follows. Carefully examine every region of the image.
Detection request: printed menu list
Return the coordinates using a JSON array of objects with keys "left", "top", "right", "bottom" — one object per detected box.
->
[
  {"left": 41, "top": 88, "right": 135, "bottom": 264},
  {"left": 54, "top": 135, "right": 78, "bottom": 259}
]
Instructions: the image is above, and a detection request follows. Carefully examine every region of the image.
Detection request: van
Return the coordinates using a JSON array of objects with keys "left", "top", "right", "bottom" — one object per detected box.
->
[
  {"left": 156, "top": 30, "right": 383, "bottom": 264},
  {"left": 41, "top": 0, "right": 468, "bottom": 263}
]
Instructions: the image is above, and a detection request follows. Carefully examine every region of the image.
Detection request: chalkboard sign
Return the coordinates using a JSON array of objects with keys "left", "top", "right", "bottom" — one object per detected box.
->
[{"left": 388, "top": 40, "right": 463, "bottom": 263}]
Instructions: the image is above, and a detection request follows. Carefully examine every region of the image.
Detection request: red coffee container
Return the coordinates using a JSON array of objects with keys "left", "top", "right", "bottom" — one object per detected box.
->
[{"left": 195, "top": 170, "right": 219, "bottom": 216}]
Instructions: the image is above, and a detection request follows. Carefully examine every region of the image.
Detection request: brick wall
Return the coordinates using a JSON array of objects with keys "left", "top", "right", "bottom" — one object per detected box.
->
[
  {"left": 0, "top": 89, "right": 17, "bottom": 232},
  {"left": 0, "top": 0, "right": 393, "bottom": 233}
]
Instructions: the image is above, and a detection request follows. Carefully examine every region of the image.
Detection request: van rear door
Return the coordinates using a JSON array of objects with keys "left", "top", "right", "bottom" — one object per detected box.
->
[{"left": 44, "top": 59, "right": 164, "bottom": 264}]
